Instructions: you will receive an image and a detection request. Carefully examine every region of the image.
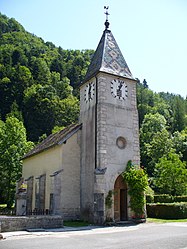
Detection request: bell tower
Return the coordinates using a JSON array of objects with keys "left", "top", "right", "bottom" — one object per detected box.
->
[{"left": 79, "top": 7, "right": 140, "bottom": 223}]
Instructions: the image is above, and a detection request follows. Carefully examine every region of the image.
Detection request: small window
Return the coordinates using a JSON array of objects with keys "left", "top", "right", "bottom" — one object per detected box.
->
[{"left": 116, "top": 136, "right": 127, "bottom": 149}]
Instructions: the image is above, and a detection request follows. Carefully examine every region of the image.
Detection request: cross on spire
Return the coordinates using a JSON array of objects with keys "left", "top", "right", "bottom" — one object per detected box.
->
[
  {"left": 104, "top": 6, "right": 110, "bottom": 30},
  {"left": 104, "top": 6, "right": 109, "bottom": 21}
]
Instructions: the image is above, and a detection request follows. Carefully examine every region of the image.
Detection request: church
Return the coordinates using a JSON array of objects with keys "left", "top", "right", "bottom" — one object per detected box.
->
[{"left": 16, "top": 10, "right": 140, "bottom": 224}]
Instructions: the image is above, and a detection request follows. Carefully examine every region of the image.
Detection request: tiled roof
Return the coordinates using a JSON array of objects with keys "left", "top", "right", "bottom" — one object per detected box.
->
[
  {"left": 23, "top": 123, "right": 82, "bottom": 159},
  {"left": 83, "top": 29, "right": 134, "bottom": 83}
]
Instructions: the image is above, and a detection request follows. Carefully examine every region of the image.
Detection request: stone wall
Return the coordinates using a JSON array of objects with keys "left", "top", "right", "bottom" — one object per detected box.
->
[
  {"left": 0, "top": 216, "right": 63, "bottom": 232},
  {"left": 22, "top": 131, "right": 81, "bottom": 219},
  {"left": 79, "top": 72, "right": 140, "bottom": 223}
]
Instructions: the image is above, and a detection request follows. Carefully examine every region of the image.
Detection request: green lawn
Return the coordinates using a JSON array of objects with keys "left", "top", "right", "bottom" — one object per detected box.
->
[
  {"left": 64, "top": 218, "right": 187, "bottom": 227},
  {"left": 0, "top": 204, "right": 7, "bottom": 208},
  {"left": 147, "top": 218, "right": 187, "bottom": 223}
]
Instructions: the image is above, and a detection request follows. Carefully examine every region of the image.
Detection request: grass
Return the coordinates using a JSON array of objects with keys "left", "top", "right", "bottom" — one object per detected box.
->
[
  {"left": 147, "top": 218, "right": 187, "bottom": 223},
  {"left": 64, "top": 218, "right": 187, "bottom": 227},
  {"left": 63, "top": 220, "right": 91, "bottom": 227},
  {"left": 0, "top": 204, "right": 7, "bottom": 208},
  {"left": 0, "top": 204, "right": 15, "bottom": 216}
]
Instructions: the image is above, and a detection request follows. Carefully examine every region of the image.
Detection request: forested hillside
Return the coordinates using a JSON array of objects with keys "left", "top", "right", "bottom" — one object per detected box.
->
[
  {"left": 137, "top": 80, "right": 187, "bottom": 184},
  {"left": 0, "top": 13, "right": 187, "bottom": 206},
  {"left": 0, "top": 13, "right": 94, "bottom": 142}
]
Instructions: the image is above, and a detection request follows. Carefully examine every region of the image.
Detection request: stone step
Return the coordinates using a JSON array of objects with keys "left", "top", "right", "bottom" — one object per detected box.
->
[{"left": 26, "top": 228, "right": 46, "bottom": 232}]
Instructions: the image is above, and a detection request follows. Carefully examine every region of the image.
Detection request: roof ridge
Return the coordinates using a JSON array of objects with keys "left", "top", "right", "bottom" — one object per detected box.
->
[{"left": 23, "top": 123, "right": 82, "bottom": 159}]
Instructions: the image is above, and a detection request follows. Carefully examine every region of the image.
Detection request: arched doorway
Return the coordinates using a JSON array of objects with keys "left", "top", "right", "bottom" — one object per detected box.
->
[{"left": 114, "top": 175, "right": 128, "bottom": 221}]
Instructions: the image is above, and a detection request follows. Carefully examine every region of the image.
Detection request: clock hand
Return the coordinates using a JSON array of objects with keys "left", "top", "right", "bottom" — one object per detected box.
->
[
  {"left": 118, "top": 82, "right": 123, "bottom": 90},
  {"left": 88, "top": 84, "right": 92, "bottom": 99}
]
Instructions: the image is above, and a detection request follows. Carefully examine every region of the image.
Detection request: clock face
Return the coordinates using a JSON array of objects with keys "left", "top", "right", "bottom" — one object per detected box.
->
[
  {"left": 84, "top": 82, "right": 95, "bottom": 102},
  {"left": 111, "top": 79, "right": 128, "bottom": 100}
]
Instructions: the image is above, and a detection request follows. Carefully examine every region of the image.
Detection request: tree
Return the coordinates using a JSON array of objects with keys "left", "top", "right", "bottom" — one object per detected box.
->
[
  {"left": 12, "top": 65, "right": 33, "bottom": 106},
  {"left": 172, "top": 130, "right": 187, "bottom": 162},
  {"left": 0, "top": 117, "right": 33, "bottom": 207},
  {"left": 0, "top": 76, "right": 13, "bottom": 120},
  {"left": 51, "top": 73, "right": 72, "bottom": 99},
  {"left": 136, "top": 80, "right": 154, "bottom": 126},
  {"left": 6, "top": 101, "right": 23, "bottom": 122},
  {"left": 140, "top": 113, "right": 173, "bottom": 176},
  {"left": 23, "top": 84, "right": 57, "bottom": 141},
  {"left": 171, "top": 95, "right": 186, "bottom": 132},
  {"left": 150, "top": 93, "right": 173, "bottom": 130},
  {"left": 54, "top": 96, "right": 79, "bottom": 128},
  {"left": 154, "top": 153, "right": 187, "bottom": 196},
  {"left": 146, "top": 129, "right": 173, "bottom": 175},
  {"left": 30, "top": 57, "right": 51, "bottom": 85}
]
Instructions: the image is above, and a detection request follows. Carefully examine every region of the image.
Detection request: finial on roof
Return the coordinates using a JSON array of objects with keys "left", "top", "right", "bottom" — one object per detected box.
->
[{"left": 104, "top": 6, "right": 110, "bottom": 30}]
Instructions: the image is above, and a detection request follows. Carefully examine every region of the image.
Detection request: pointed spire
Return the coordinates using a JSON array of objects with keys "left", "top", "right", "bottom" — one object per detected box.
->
[{"left": 82, "top": 8, "right": 134, "bottom": 83}]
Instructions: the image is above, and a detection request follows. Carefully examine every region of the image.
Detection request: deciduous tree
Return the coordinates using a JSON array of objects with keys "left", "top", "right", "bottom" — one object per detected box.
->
[
  {"left": 0, "top": 117, "right": 33, "bottom": 207},
  {"left": 154, "top": 153, "right": 187, "bottom": 195}
]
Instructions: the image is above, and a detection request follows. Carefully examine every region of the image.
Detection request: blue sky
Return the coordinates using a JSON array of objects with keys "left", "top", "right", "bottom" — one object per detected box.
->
[{"left": 0, "top": 0, "right": 187, "bottom": 97}]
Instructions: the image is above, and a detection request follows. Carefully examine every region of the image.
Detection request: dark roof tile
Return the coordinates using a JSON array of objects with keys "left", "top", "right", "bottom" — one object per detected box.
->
[
  {"left": 23, "top": 123, "right": 82, "bottom": 159},
  {"left": 83, "top": 29, "right": 134, "bottom": 83}
]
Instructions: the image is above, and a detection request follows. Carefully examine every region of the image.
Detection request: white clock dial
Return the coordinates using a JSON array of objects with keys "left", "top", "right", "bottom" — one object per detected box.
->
[
  {"left": 111, "top": 79, "right": 128, "bottom": 100},
  {"left": 84, "top": 82, "right": 95, "bottom": 102}
]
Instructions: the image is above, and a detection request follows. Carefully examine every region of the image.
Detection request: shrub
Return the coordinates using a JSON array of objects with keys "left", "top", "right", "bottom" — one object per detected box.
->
[
  {"left": 146, "top": 195, "right": 154, "bottom": 203},
  {"left": 145, "top": 186, "right": 154, "bottom": 203},
  {"left": 122, "top": 161, "right": 148, "bottom": 217},
  {"left": 154, "top": 194, "right": 174, "bottom": 203},
  {"left": 147, "top": 203, "right": 187, "bottom": 219},
  {"left": 173, "top": 196, "right": 187, "bottom": 202}
]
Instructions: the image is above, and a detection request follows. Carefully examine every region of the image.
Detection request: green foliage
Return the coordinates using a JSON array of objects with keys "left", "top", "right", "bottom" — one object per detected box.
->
[
  {"left": 0, "top": 116, "right": 33, "bottom": 207},
  {"left": 172, "top": 130, "right": 187, "bottom": 161},
  {"left": 137, "top": 79, "right": 154, "bottom": 125},
  {"left": 173, "top": 196, "right": 187, "bottom": 202},
  {"left": 147, "top": 218, "right": 187, "bottom": 223},
  {"left": 154, "top": 194, "right": 174, "bottom": 203},
  {"left": 0, "top": 12, "right": 85, "bottom": 144},
  {"left": 147, "top": 203, "right": 187, "bottom": 219},
  {"left": 145, "top": 185, "right": 154, "bottom": 195},
  {"left": 105, "top": 190, "right": 113, "bottom": 208},
  {"left": 146, "top": 195, "right": 154, "bottom": 203},
  {"left": 0, "top": 13, "right": 93, "bottom": 142},
  {"left": 145, "top": 186, "right": 154, "bottom": 203},
  {"left": 171, "top": 95, "right": 186, "bottom": 132},
  {"left": 122, "top": 161, "right": 148, "bottom": 217},
  {"left": 146, "top": 194, "right": 187, "bottom": 204},
  {"left": 154, "top": 153, "right": 187, "bottom": 196},
  {"left": 137, "top": 81, "right": 186, "bottom": 181},
  {"left": 0, "top": 13, "right": 186, "bottom": 204},
  {"left": 140, "top": 113, "right": 174, "bottom": 176}
]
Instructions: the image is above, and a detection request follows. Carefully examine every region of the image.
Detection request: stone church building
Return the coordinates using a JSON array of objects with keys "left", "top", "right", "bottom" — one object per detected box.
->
[{"left": 17, "top": 16, "right": 140, "bottom": 224}]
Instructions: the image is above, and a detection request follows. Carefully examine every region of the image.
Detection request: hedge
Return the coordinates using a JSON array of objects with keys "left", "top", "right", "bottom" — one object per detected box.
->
[
  {"left": 154, "top": 194, "right": 174, "bottom": 203},
  {"left": 173, "top": 196, "right": 187, "bottom": 202},
  {"left": 146, "top": 194, "right": 187, "bottom": 204},
  {"left": 146, "top": 195, "right": 154, "bottom": 203},
  {"left": 147, "top": 203, "right": 187, "bottom": 219}
]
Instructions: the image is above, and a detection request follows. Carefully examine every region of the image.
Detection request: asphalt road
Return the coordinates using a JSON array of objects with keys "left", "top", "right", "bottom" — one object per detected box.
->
[{"left": 1, "top": 222, "right": 187, "bottom": 249}]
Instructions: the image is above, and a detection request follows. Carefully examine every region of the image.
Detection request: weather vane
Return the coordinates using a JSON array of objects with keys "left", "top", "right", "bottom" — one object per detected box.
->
[{"left": 104, "top": 6, "right": 110, "bottom": 30}]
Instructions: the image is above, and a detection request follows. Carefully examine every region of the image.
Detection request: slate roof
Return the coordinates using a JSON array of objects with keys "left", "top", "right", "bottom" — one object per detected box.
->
[
  {"left": 23, "top": 123, "right": 82, "bottom": 159},
  {"left": 83, "top": 29, "right": 134, "bottom": 83}
]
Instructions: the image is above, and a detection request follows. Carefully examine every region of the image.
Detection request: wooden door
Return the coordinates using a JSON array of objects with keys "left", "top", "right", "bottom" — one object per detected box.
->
[
  {"left": 120, "top": 189, "right": 127, "bottom": 220},
  {"left": 114, "top": 175, "right": 128, "bottom": 221}
]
